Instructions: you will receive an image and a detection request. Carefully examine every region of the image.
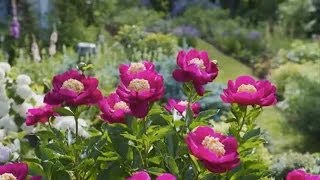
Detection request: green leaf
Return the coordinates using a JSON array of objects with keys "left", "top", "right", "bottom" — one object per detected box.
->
[
  {"left": 243, "top": 128, "right": 261, "bottom": 141},
  {"left": 165, "top": 156, "right": 179, "bottom": 175},
  {"left": 121, "top": 133, "right": 142, "bottom": 142},
  {"left": 51, "top": 170, "right": 72, "bottom": 180},
  {"left": 147, "top": 156, "right": 162, "bottom": 165},
  {"left": 147, "top": 167, "right": 166, "bottom": 176},
  {"left": 97, "top": 152, "right": 119, "bottom": 162},
  {"left": 196, "top": 109, "right": 219, "bottom": 121},
  {"left": 148, "top": 126, "right": 174, "bottom": 143},
  {"left": 54, "top": 107, "right": 74, "bottom": 116},
  {"left": 25, "top": 162, "right": 45, "bottom": 176},
  {"left": 46, "top": 142, "right": 66, "bottom": 155}
]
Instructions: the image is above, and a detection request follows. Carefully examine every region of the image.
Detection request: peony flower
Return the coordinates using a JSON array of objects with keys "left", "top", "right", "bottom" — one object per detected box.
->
[
  {"left": 127, "top": 171, "right": 150, "bottom": 180},
  {"left": 117, "top": 62, "right": 164, "bottom": 118},
  {"left": 10, "top": 17, "right": 20, "bottom": 39},
  {"left": 44, "top": 69, "right": 102, "bottom": 106},
  {"left": 16, "top": 74, "right": 31, "bottom": 85},
  {"left": 0, "top": 100, "right": 10, "bottom": 117},
  {"left": 156, "top": 173, "right": 176, "bottom": 180},
  {"left": 165, "top": 99, "right": 200, "bottom": 117},
  {"left": 98, "top": 93, "right": 131, "bottom": 124},
  {"left": 127, "top": 171, "right": 176, "bottom": 180},
  {"left": 12, "top": 102, "right": 33, "bottom": 118},
  {"left": 26, "top": 104, "right": 57, "bottom": 126},
  {"left": 186, "top": 126, "right": 240, "bottom": 173},
  {"left": 0, "top": 163, "right": 28, "bottom": 180},
  {"left": 172, "top": 49, "right": 218, "bottom": 96},
  {"left": 286, "top": 169, "right": 320, "bottom": 180},
  {"left": 119, "top": 61, "right": 155, "bottom": 76},
  {"left": 220, "top": 75, "right": 277, "bottom": 106},
  {"left": 0, "top": 115, "right": 18, "bottom": 132}
]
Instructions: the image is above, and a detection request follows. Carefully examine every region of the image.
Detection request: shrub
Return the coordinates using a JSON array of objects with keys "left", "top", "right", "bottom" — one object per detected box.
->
[{"left": 272, "top": 62, "right": 320, "bottom": 137}]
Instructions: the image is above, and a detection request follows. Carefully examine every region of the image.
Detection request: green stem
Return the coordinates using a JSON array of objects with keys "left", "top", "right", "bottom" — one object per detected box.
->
[
  {"left": 238, "top": 106, "right": 248, "bottom": 134},
  {"left": 74, "top": 113, "right": 80, "bottom": 180}
]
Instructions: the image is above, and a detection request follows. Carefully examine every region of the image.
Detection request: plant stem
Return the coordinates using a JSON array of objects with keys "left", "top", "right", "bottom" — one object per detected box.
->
[
  {"left": 74, "top": 113, "right": 80, "bottom": 180},
  {"left": 238, "top": 106, "right": 247, "bottom": 134}
]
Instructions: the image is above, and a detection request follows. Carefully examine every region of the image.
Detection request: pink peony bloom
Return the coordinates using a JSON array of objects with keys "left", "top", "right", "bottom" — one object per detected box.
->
[
  {"left": 156, "top": 173, "right": 176, "bottom": 180},
  {"left": 98, "top": 93, "right": 131, "bottom": 124},
  {"left": 0, "top": 163, "right": 28, "bottom": 180},
  {"left": 220, "top": 75, "right": 277, "bottom": 106},
  {"left": 44, "top": 69, "right": 102, "bottom": 106},
  {"left": 172, "top": 49, "right": 218, "bottom": 96},
  {"left": 26, "top": 104, "right": 57, "bottom": 126},
  {"left": 127, "top": 171, "right": 151, "bottom": 180},
  {"left": 186, "top": 126, "right": 240, "bottom": 173},
  {"left": 119, "top": 61, "right": 155, "bottom": 76},
  {"left": 164, "top": 99, "right": 200, "bottom": 116},
  {"left": 116, "top": 62, "right": 164, "bottom": 118},
  {"left": 286, "top": 169, "right": 320, "bottom": 180}
]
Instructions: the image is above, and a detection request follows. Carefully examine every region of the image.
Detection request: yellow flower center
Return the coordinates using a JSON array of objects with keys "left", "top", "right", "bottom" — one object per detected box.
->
[
  {"left": 0, "top": 173, "right": 17, "bottom": 180},
  {"left": 178, "top": 100, "right": 188, "bottom": 106},
  {"left": 202, "top": 136, "right": 225, "bottom": 156},
  {"left": 113, "top": 101, "right": 129, "bottom": 111},
  {"left": 237, "top": 84, "right": 257, "bottom": 93},
  {"left": 212, "top": 60, "right": 218, "bottom": 64},
  {"left": 128, "top": 79, "right": 150, "bottom": 92},
  {"left": 189, "top": 58, "right": 206, "bottom": 70},
  {"left": 128, "top": 63, "right": 146, "bottom": 73},
  {"left": 62, "top": 78, "right": 85, "bottom": 94}
]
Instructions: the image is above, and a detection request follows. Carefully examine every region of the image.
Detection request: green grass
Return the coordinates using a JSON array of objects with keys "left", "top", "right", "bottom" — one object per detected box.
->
[{"left": 195, "top": 38, "right": 317, "bottom": 153}]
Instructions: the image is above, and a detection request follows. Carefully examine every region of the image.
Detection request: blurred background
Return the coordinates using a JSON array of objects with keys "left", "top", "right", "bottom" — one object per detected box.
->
[{"left": 0, "top": 0, "right": 319, "bottom": 178}]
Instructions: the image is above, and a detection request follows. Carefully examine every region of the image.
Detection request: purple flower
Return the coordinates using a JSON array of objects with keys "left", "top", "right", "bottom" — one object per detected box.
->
[
  {"left": 116, "top": 61, "right": 165, "bottom": 118},
  {"left": 247, "top": 31, "right": 261, "bottom": 40},
  {"left": 286, "top": 169, "right": 320, "bottom": 180},
  {"left": 127, "top": 171, "right": 150, "bottom": 180},
  {"left": 26, "top": 104, "right": 58, "bottom": 126},
  {"left": 173, "top": 49, "right": 219, "bottom": 96},
  {"left": 10, "top": 17, "right": 20, "bottom": 39},
  {"left": 186, "top": 126, "right": 240, "bottom": 173},
  {"left": 220, "top": 75, "right": 277, "bottom": 106},
  {"left": 165, "top": 99, "right": 200, "bottom": 116},
  {"left": 44, "top": 69, "right": 103, "bottom": 106},
  {"left": 0, "top": 163, "right": 28, "bottom": 180},
  {"left": 98, "top": 93, "right": 131, "bottom": 124}
]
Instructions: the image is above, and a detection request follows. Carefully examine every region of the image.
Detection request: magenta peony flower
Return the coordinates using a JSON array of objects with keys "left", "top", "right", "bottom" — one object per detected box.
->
[
  {"left": 165, "top": 99, "right": 200, "bottom": 116},
  {"left": 172, "top": 49, "right": 218, "bottom": 96},
  {"left": 127, "top": 171, "right": 151, "bottom": 180},
  {"left": 220, "top": 75, "right": 277, "bottom": 106},
  {"left": 10, "top": 17, "right": 20, "bottom": 39},
  {"left": 98, "top": 93, "right": 131, "bottom": 124},
  {"left": 0, "top": 163, "right": 28, "bottom": 180},
  {"left": 116, "top": 62, "right": 164, "bottom": 118},
  {"left": 44, "top": 69, "right": 102, "bottom": 106},
  {"left": 26, "top": 104, "right": 57, "bottom": 126},
  {"left": 119, "top": 61, "right": 155, "bottom": 76},
  {"left": 156, "top": 173, "right": 176, "bottom": 180},
  {"left": 286, "top": 169, "right": 320, "bottom": 180},
  {"left": 186, "top": 126, "right": 240, "bottom": 173}
]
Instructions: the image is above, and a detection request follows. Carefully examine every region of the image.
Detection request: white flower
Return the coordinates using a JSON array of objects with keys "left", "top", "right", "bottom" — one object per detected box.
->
[
  {"left": 0, "top": 115, "right": 18, "bottom": 132},
  {"left": 0, "top": 62, "right": 11, "bottom": 73},
  {"left": 0, "top": 100, "right": 10, "bottom": 117},
  {"left": 12, "top": 102, "right": 32, "bottom": 118},
  {"left": 49, "top": 44, "right": 56, "bottom": 56},
  {"left": 0, "top": 84, "right": 8, "bottom": 101},
  {"left": 50, "top": 31, "right": 58, "bottom": 43},
  {"left": 16, "top": 85, "right": 34, "bottom": 99},
  {"left": 0, "top": 145, "right": 11, "bottom": 163},
  {"left": 0, "top": 129, "right": 6, "bottom": 140},
  {"left": 16, "top": 74, "right": 31, "bottom": 85},
  {"left": 8, "top": 139, "right": 20, "bottom": 152},
  {"left": 53, "top": 116, "right": 89, "bottom": 138},
  {"left": 31, "top": 94, "right": 44, "bottom": 106},
  {"left": 20, "top": 122, "right": 35, "bottom": 134},
  {"left": 0, "top": 68, "right": 5, "bottom": 80}
]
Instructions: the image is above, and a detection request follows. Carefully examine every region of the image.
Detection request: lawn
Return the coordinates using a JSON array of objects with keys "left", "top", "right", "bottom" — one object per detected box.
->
[{"left": 195, "top": 38, "right": 317, "bottom": 153}]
